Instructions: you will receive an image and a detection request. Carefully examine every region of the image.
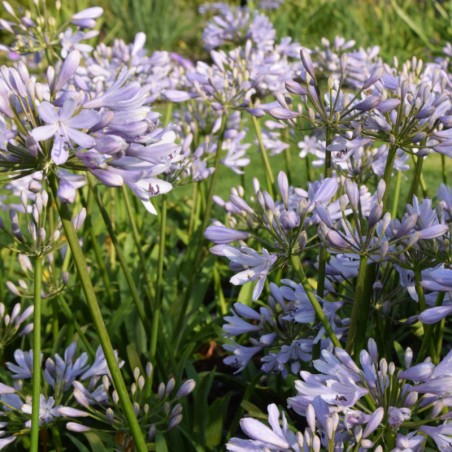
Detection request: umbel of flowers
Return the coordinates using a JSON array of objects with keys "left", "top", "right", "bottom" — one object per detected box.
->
[
  {"left": 227, "top": 339, "right": 452, "bottom": 451},
  {"left": 0, "top": 2, "right": 188, "bottom": 450}
]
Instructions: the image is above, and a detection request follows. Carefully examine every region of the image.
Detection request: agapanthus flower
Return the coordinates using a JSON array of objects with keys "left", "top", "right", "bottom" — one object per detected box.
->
[
  {"left": 285, "top": 339, "right": 452, "bottom": 449},
  {"left": 222, "top": 279, "right": 348, "bottom": 376},
  {"left": 200, "top": 3, "right": 275, "bottom": 52},
  {"left": 0, "top": 45, "right": 182, "bottom": 211},
  {"left": 31, "top": 97, "right": 100, "bottom": 165},
  {"left": 0, "top": 302, "right": 33, "bottom": 349},
  {"left": 227, "top": 403, "right": 302, "bottom": 451},
  {"left": 73, "top": 362, "right": 195, "bottom": 449}
]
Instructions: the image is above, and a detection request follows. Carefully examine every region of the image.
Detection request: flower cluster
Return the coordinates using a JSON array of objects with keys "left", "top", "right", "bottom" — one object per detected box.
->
[
  {"left": 0, "top": 4, "right": 183, "bottom": 213},
  {"left": 0, "top": 343, "right": 195, "bottom": 449},
  {"left": 228, "top": 340, "right": 452, "bottom": 450},
  {"left": 223, "top": 279, "right": 348, "bottom": 377}
]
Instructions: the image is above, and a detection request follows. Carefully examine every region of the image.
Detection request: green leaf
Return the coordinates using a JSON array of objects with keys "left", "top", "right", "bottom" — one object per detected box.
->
[
  {"left": 155, "top": 432, "right": 169, "bottom": 452},
  {"left": 84, "top": 431, "right": 110, "bottom": 451},
  {"left": 126, "top": 342, "right": 143, "bottom": 375},
  {"left": 206, "top": 393, "right": 232, "bottom": 448},
  {"left": 237, "top": 281, "right": 254, "bottom": 305},
  {"left": 390, "top": 0, "right": 433, "bottom": 49},
  {"left": 192, "top": 370, "right": 216, "bottom": 442}
]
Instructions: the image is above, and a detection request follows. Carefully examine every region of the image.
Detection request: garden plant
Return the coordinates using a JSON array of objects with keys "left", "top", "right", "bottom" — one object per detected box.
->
[{"left": 0, "top": 0, "right": 451, "bottom": 451}]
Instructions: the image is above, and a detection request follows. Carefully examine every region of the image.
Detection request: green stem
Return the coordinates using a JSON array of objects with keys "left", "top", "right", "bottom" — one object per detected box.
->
[
  {"left": 407, "top": 154, "right": 424, "bottom": 203},
  {"left": 317, "top": 127, "right": 333, "bottom": 297},
  {"left": 30, "top": 256, "right": 42, "bottom": 452},
  {"left": 414, "top": 266, "right": 427, "bottom": 313},
  {"left": 290, "top": 254, "right": 341, "bottom": 348},
  {"left": 88, "top": 179, "right": 147, "bottom": 329},
  {"left": 434, "top": 318, "right": 445, "bottom": 364},
  {"left": 346, "top": 255, "right": 370, "bottom": 354},
  {"left": 382, "top": 145, "right": 398, "bottom": 211},
  {"left": 150, "top": 195, "right": 167, "bottom": 361},
  {"left": 317, "top": 247, "right": 327, "bottom": 299},
  {"left": 441, "top": 154, "right": 447, "bottom": 185},
  {"left": 323, "top": 142, "right": 332, "bottom": 179},
  {"left": 49, "top": 175, "right": 147, "bottom": 452},
  {"left": 188, "top": 181, "right": 199, "bottom": 239},
  {"left": 391, "top": 170, "right": 402, "bottom": 219},
  {"left": 417, "top": 292, "right": 444, "bottom": 363},
  {"left": 213, "top": 263, "right": 227, "bottom": 316},
  {"left": 251, "top": 115, "right": 275, "bottom": 197},
  {"left": 305, "top": 155, "right": 313, "bottom": 182},
  {"left": 122, "top": 186, "right": 155, "bottom": 309}
]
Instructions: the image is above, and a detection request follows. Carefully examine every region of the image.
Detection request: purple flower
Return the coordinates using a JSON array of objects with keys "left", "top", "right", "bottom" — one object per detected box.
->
[
  {"left": 6, "top": 349, "right": 39, "bottom": 379},
  {"left": 205, "top": 224, "right": 250, "bottom": 244},
  {"left": 71, "top": 7, "right": 103, "bottom": 29},
  {"left": 221, "top": 246, "right": 277, "bottom": 300},
  {"left": 227, "top": 404, "right": 298, "bottom": 451},
  {"left": 421, "top": 424, "right": 452, "bottom": 450},
  {"left": 31, "top": 99, "right": 99, "bottom": 165}
]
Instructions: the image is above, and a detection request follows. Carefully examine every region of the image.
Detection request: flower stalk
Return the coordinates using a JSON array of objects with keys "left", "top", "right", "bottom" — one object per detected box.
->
[
  {"left": 30, "top": 256, "right": 42, "bottom": 452},
  {"left": 49, "top": 174, "right": 147, "bottom": 452},
  {"left": 252, "top": 115, "right": 275, "bottom": 197},
  {"left": 382, "top": 144, "right": 398, "bottom": 211},
  {"left": 346, "top": 255, "right": 373, "bottom": 355},
  {"left": 290, "top": 254, "right": 341, "bottom": 348}
]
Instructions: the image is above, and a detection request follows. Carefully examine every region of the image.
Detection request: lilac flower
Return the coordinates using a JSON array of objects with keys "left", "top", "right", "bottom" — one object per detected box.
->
[
  {"left": 222, "top": 280, "right": 347, "bottom": 376},
  {"left": 6, "top": 349, "right": 38, "bottom": 379},
  {"left": 0, "top": 302, "right": 33, "bottom": 346},
  {"left": 220, "top": 246, "right": 277, "bottom": 300},
  {"left": 227, "top": 404, "right": 298, "bottom": 451},
  {"left": 420, "top": 424, "right": 452, "bottom": 450},
  {"left": 21, "top": 396, "right": 63, "bottom": 427},
  {"left": 44, "top": 343, "right": 90, "bottom": 392},
  {"left": 31, "top": 98, "right": 100, "bottom": 165},
  {"left": 285, "top": 339, "right": 452, "bottom": 449},
  {"left": 70, "top": 7, "right": 103, "bottom": 29},
  {"left": 72, "top": 362, "right": 195, "bottom": 446},
  {"left": 205, "top": 224, "right": 250, "bottom": 244},
  {"left": 393, "top": 432, "right": 426, "bottom": 452}
]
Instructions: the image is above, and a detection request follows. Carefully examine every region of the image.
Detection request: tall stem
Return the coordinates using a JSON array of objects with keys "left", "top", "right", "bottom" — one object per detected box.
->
[
  {"left": 346, "top": 255, "right": 371, "bottom": 355},
  {"left": 290, "top": 254, "right": 341, "bottom": 348},
  {"left": 30, "top": 256, "right": 42, "bottom": 452},
  {"left": 150, "top": 195, "right": 167, "bottom": 361},
  {"left": 324, "top": 127, "right": 332, "bottom": 179},
  {"left": 317, "top": 127, "right": 333, "bottom": 297},
  {"left": 407, "top": 154, "right": 424, "bottom": 203},
  {"left": 188, "top": 181, "right": 199, "bottom": 238},
  {"left": 382, "top": 145, "right": 398, "bottom": 211},
  {"left": 49, "top": 175, "right": 147, "bottom": 452},
  {"left": 441, "top": 154, "right": 447, "bottom": 185},
  {"left": 252, "top": 115, "right": 275, "bottom": 197},
  {"left": 391, "top": 171, "right": 402, "bottom": 219}
]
